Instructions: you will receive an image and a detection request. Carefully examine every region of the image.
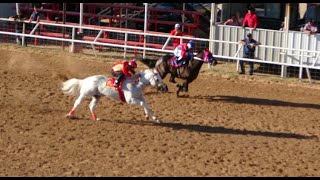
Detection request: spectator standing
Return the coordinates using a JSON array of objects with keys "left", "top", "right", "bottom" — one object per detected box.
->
[
  {"left": 236, "top": 11, "right": 243, "bottom": 26},
  {"left": 29, "top": 5, "right": 40, "bottom": 34},
  {"left": 279, "top": 21, "right": 285, "bottom": 31},
  {"left": 238, "top": 33, "right": 261, "bottom": 75},
  {"left": 242, "top": 7, "right": 258, "bottom": 30},
  {"left": 170, "top": 23, "right": 185, "bottom": 48},
  {"left": 224, "top": 15, "right": 240, "bottom": 26},
  {"left": 10, "top": 10, "right": 27, "bottom": 46},
  {"left": 303, "top": 19, "right": 318, "bottom": 35}
]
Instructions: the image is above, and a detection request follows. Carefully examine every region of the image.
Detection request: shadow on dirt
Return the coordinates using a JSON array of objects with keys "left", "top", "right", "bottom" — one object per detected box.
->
[
  {"left": 157, "top": 122, "right": 317, "bottom": 140},
  {"left": 114, "top": 119, "right": 317, "bottom": 140},
  {"left": 191, "top": 95, "right": 320, "bottom": 109}
]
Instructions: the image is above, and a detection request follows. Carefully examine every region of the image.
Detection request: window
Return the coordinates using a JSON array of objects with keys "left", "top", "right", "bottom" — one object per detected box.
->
[{"left": 251, "top": 3, "right": 281, "bottom": 19}]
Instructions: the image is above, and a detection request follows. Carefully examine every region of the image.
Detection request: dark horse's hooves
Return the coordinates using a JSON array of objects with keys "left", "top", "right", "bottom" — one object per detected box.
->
[
  {"left": 176, "top": 84, "right": 188, "bottom": 97},
  {"left": 176, "top": 84, "right": 181, "bottom": 97},
  {"left": 157, "top": 82, "right": 168, "bottom": 93}
]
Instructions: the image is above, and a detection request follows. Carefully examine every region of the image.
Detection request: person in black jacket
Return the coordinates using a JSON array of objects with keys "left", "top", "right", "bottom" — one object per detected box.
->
[{"left": 238, "top": 33, "right": 261, "bottom": 75}]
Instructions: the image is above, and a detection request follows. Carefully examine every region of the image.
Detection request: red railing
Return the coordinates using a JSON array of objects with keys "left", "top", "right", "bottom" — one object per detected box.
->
[{"left": 20, "top": 3, "right": 201, "bottom": 37}]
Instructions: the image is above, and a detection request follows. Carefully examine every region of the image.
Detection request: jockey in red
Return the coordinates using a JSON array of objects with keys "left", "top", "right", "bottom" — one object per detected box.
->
[
  {"left": 173, "top": 40, "right": 195, "bottom": 66},
  {"left": 111, "top": 59, "right": 137, "bottom": 87}
]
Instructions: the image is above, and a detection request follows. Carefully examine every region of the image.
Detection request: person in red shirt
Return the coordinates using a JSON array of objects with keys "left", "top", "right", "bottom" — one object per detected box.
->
[
  {"left": 242, "top": 7, "right": 258, "bottom": 30},
  {"left": 170, "top": 23, "right": 185, "bottom": 48},
  {"left": 112, "top": 59, "right": 137, "bottom": 87}
]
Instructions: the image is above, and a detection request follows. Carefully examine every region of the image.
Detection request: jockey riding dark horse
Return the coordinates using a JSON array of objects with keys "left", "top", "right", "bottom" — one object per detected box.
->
[
  {"left": 170, "top": 40, "right": 195, "bottom": 83},
  {"left": 141, "top": 48, "right": 217, "bottom": 97}
]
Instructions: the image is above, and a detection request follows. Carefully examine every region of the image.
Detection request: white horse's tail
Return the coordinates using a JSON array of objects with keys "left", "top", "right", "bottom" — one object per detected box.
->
[{"left": 61, "top": 78, "right": 81, "bottom": 96}]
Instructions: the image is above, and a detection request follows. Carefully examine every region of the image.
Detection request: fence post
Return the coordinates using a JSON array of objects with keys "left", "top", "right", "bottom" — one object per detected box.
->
[
  {"left": 69, "top": 27, "right": 75, "bottom": 53},
  {"left": 124, "top": 32, "right": 128, "bottom": 58},
  {"left": 22, "top": 22, "right": 26, "bottom": 46}
]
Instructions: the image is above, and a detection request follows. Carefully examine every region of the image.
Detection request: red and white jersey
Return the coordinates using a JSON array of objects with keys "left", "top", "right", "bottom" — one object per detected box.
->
[{"left": 173, "top": 43, "right": 190, "bottom": 60}]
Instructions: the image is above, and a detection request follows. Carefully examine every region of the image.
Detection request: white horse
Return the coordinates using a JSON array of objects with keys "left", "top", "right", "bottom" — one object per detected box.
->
[{"left": 61, "top": 68, "right": 168, "bottom": 123}]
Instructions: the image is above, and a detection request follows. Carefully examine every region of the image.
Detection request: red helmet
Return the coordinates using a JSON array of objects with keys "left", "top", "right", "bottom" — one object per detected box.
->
[{"left": 128, "top": 59, "right": 137, "bottom": 68}]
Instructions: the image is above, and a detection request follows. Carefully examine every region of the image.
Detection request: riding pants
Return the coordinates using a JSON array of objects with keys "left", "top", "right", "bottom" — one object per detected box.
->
[{"left": 240, "top": 54, "right": 254, "bottom": 74}]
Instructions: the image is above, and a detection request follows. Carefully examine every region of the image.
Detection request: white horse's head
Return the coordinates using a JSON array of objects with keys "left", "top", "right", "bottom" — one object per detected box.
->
[{"left": 138, "top": 68, "right": 168, "bottom": 92}]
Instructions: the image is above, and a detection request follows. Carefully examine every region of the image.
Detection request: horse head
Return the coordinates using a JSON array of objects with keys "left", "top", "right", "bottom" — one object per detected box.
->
[
  {"left": 193, "top": 49, "right": 217, "bottom": 66},
  {"left": 140, "top": 55, "right": 171, "bottom": 80},
  {"left": 138, "top": 68, "right": 168, "bottom": 93}
]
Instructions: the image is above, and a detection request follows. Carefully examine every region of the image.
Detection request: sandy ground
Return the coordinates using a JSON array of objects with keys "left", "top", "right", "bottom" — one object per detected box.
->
[{"left": 0, "top": 44, "right": 319, "bottom": 177}]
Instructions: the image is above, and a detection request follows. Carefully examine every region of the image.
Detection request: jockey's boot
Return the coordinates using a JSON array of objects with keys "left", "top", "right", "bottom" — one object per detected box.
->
[{"left": 113, "top": 80, "right": 119, "bottom": 87}]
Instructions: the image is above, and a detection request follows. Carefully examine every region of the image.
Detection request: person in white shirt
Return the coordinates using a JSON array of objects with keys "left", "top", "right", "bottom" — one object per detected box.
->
[{"left": 304, "top": 20, "right": 318, "bottom": 35}]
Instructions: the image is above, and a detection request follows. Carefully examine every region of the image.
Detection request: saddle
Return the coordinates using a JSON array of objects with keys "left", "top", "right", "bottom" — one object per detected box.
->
[
  {"left": 169, "top": 56, "right": 186, "bottom": 68},
  {"left": 106, "top": 78, "right": 126, "bottom": 102}
]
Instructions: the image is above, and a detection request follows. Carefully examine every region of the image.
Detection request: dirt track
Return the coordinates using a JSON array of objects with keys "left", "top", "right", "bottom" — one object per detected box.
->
[{"left": 0, "top": 44, "right": 319, "bottom": 177}]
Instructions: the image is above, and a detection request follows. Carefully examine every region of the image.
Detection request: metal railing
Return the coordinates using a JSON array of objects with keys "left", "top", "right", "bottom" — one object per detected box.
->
[
  {"left": 2, "top": 18, "right": 320, "bottom": 82},
  {"left": 212, "top": 25, "right": 320, "bottom": 80}
]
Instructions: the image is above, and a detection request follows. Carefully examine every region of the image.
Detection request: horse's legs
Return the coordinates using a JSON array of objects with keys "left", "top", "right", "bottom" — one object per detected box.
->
[
  {"left": 176, "top": 84, "right": 182, "bottom": 97},
  {"left": 134, "top": 97, "right": 161, "bottom": 123},
  {"left": 176, "top": 81, "right": 188, "bottom": 97},
  {"left": 89, "top": 95, "right": 101, "bottom": 121},
  {"left": 67, "top": 94, "right": 86, "bottom": 118},
  {"left": 169, "top": 74, "right": 177, "bottom": 84},
  {"left": 182, "top": 81, "right": 189, "bottom": 92}
]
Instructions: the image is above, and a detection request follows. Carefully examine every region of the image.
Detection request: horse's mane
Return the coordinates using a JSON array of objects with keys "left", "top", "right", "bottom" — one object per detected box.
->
[{"left": 140, "top": 58, "right": 158, "bottom": 68}]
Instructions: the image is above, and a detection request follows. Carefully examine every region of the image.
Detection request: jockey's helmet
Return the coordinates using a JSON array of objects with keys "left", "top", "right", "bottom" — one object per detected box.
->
[
  {"left": 187, "top": 40, "right": 195, "bottom": 49},
  {"left": 128, "top": 59, "right": 137, "bottom": 68},
  {"left": 175, "top": 23, "right": 181, "bottom": 29}
]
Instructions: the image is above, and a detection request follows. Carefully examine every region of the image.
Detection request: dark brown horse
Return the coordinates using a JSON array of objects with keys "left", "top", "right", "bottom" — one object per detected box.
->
[{"left": 141, "top": 49, "right": 217, "bottom": 97}]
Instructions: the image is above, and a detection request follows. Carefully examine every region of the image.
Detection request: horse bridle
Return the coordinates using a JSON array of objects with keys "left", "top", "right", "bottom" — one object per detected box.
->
[{"left": 193, "top": 50, "right": 212, "bottom": 62}]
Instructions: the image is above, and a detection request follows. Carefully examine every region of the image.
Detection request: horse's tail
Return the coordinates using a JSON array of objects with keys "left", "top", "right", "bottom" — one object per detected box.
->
[{"left": 61, "top": 78, "right": 81, "bottom": 96}]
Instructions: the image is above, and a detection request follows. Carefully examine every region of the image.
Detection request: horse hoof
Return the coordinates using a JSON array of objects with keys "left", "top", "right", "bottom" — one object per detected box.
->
[
  {"left": 66, "top": 114, "right": 75, "bottom": 119},
  {"left": 151, "top": 116, "right": 161, "bottom": 123},
  {"left": 153, "top": 119, "right": 162, "bottom": 123}
]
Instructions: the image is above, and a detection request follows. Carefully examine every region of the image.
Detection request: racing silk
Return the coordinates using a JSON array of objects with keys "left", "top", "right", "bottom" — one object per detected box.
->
[
  {"left": 173, "top": 43, "right": 190, "bottom": 60},
  {"left": 170, "top": 29, "right": 185, "bottom": 48},
  {"left": 112, "top": 61, "right": 133, "bottom": 77}
]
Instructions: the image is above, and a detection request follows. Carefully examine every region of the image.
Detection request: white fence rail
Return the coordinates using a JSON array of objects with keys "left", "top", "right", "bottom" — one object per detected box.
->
[
  {"left": 1, "top": 18, "right": 320, "bottom": 81},
  {"left": 213, "top": 25, "right": 320, "bottom": 79}
]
